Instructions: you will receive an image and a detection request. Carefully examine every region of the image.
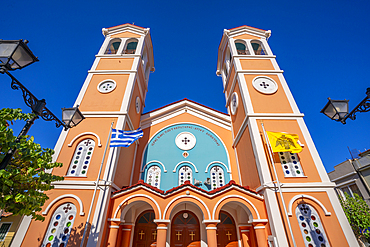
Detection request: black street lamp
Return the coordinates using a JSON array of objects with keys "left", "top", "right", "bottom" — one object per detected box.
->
[
  {"left": 321, "top": 88, "right": 370, "bottom": 124},
  {"left": 0, "top": 39, "right": 85, "bottom": 170}
]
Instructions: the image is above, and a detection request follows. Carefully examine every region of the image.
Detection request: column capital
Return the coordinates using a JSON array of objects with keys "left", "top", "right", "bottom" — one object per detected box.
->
[{"left": 202, "top": 220, "right": 220, "bottom": 228}]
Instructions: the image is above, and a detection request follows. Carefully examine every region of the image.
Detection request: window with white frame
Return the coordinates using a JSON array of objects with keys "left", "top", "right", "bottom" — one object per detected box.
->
[
  {"left": 251, "top": 40, "right": 267, "bottom": 55},
  {"left": 146, "top": 165, "right": 161, "bottom": 189},
  {"left": 42, "top": 202, "right": 77, "bottom": 247},
  {"left": 105, "top": 38, "right": 121, "bottom": 54},
  {"left": 339, "top": 183, "right": 363, "bottom": 199},
  {"left": 279, "top": 152, "right": 304, "bottom": 177},
  {"left": 0, "top": 222, "right": 11, "bottom": 241},
  {"left": 67, "top": 139, "right": 95, "bottom": 176},
  {"left": 296, "top": 203, "right": 330, "bottom": 247},
  {"left": 123, "top": 39, "right": 138, "bottom": 54},
  {"left": 210, "top": 166, "right": 225, "bottom": 189},
  {"left": 179, "top": 166, "right": 192, "bottom": 185}
]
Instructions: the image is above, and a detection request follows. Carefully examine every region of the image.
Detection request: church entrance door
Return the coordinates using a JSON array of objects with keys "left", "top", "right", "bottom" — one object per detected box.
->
[
  {"left": 217, "top": 211, "right": 238, "bottom": 247},
  {"left": 171, "top": 211, "right": 200, "bottom": 247},
  {"left": 133, "top": 211, "right": 157, "bottom": 247}
]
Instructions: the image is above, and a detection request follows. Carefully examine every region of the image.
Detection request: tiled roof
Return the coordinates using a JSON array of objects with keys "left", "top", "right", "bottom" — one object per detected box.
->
[{"left": 113, "top": 179, "right": 258, "bottom": 197}]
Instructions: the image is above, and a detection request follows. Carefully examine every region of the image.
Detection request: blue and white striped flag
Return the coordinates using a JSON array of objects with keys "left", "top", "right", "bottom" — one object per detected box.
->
[{"left": 110, "top": 128, "right": 143, "bottom": 147}]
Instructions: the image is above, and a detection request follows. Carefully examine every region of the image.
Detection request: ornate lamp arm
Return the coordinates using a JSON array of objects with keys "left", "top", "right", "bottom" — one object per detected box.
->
[
  {"left": 341, "top": 88, "right": 370, "bottom": 124},
  {"left": 5, "top": 70, "right": 65, "bottom": 128}
]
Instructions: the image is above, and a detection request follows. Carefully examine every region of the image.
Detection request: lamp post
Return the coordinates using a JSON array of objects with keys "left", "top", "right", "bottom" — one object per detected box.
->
[
  {"left": 321, "top": 88, "right": 370, "bottom": 124},
  {"left": 0, "top": 39, "right": 85, "bottom": 170}
]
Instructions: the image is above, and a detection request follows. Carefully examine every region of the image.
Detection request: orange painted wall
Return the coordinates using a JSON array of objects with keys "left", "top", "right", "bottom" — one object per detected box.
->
[
  {"left": 96, "top": 58, "right": 134, "bottom": 71},
  {"left": 224, "top": 66, "right": 235, "bottom": 96},
  {"left": 230, "top": 80, "right": 246, "bottom": 139},
  {"left": 257, "top": 119, "right": 322, "bottom": 183},
  {"left": 240, "top": 59, "right": 274, "bottom": 70},
  {"left": 233, "top": 34, "right": 261, "bottom": 40},
  {"left": 79, "top": 74, "right": 130, "bottom": 111},
  {"left": 244, "top": 74, "right": 293, "bottom": 114},
  {"left": 111, "top": 31, "right": 141, "bottom": 38},
  {"left": 235, "top": 125, "right": 261, "bottom": 189},
  {"left": 54, "top": 117, "right": 117, "bottom": 180},
  {"left": 284, "top": 192, "right": 348, "bottom": 247},
  {"left": 133, "top": 112, "right": 238, "bottom": 185},
  {"left": 127, "top": 80, "right": 142, "bottom": 128}
]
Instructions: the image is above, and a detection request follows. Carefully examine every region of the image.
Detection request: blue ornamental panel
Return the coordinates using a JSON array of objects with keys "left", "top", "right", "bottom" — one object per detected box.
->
[{"left": 141, "top": 124, "right": 230, "bottom": 191}]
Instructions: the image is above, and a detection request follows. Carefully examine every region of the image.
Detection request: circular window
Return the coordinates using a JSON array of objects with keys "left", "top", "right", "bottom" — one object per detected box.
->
[
  {"left": 135, "top": 96, "right": 141, "bottom": 114},
  {"left": 230, "top": 92, "right": 238, "bottom": 115},
  {"left": 175, "top": 132, "right": 196, "bottom": 150},
  {"left": 252, "top": 76, "right": 278, "bottom": 94},
  {"left": 97, "top": 80, "right": 116, "bottom": 93}
]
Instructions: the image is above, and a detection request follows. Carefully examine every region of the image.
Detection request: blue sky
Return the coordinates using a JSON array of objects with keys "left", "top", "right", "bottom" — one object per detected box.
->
[{"left": 1, "top": 0, "right": 369, "bottom": 173}]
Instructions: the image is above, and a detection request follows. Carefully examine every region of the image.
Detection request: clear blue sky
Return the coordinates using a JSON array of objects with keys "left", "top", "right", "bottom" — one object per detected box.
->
[{"left": 1, "top": 0, "right": 369, "bottom": 173}]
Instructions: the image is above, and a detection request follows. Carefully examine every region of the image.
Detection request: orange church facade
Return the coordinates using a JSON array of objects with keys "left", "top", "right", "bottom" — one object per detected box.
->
[{"left": 11, "top": 24, "right": 359, "bottom": 247}]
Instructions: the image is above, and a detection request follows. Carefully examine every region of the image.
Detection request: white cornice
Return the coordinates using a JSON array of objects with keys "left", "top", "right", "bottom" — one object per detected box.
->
[
  {"left": 140, "top": 100, "right": 231, "bottom": 129},
  {"left": 103, "top": 24, "right": 147, "bottom": 37}
]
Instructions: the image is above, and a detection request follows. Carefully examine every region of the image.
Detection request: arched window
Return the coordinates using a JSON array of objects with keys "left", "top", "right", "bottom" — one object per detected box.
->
[
  {"left": 278, "top": 152, "right": 304, "bottom": 177},
  {"left": 105, "top": 38, "right": 121, "bottom": 54},
  {"left": 146, "top": 165, "right": 161, "bottom": 188},
  {"left": 67, "top": 139, "right": 95, "bottom": 176},
  {"left": 179, "top": 166, "right": 192, "bottom": 185},
  {"left": 42, "top": 202, "right": 77, "bottom": 247},
  {"left": 210, "top": 166, "right": 225, "bottom": 189},
  {"left": 235, "top": 41, "right": 250, "bottom": 55},
  {"left": 124, "top": 39, "right": 138, "bottom": 54},
  {"left": 296, "top": 203, "right": 330, "bottom": 247},
  {"left": 251, "top": 40, "right": 267, "bottom": 55}
]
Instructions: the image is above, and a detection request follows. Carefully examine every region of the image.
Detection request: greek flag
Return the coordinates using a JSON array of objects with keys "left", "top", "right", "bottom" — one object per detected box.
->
[{"left": 110, "top": 128, "right": 143, "bottom": 147}]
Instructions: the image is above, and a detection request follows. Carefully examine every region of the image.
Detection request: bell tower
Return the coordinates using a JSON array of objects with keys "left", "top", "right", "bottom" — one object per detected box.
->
[
  {"left": 16, "top": 24, "right": 155, "bottom": 247},
  {"left": 216, "top": 25, "right": 357, "bottom": 247}
]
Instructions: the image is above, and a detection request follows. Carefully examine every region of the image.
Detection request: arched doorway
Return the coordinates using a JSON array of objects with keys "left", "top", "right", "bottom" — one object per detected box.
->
[
  {"left": 217, "top": 211, "right": 238, "bottom": 247},
  {"left": 133, "top": 210, "right": 157, "bottom": 247},
  {"left": 171, "top": 211, "right": 200, "bottom": 247}
]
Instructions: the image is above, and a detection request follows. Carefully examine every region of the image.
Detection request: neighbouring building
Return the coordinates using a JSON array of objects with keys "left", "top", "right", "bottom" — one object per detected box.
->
[
  {"left": 11, "top": 24, "right": 358, "bottom": 247},
  {"left": 328, "top": 149, "right": 370, "bottom": 207}
]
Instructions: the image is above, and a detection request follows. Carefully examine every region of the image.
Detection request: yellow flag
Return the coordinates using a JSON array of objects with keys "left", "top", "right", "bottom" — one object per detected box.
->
[{"left": 266, "top": 131, "right": 303, "bottom": 153}]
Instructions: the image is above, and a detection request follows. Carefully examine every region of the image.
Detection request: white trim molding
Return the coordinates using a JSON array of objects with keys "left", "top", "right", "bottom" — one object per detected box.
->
[
  {"left": 287, "top": 194, "right": 331, "bottom": 216},
  {"left": 173, "top": 161, "right": 199, "bottom": 173},
  {"left": 68, "top": 132, "right": 102, "bottom": 147},
  {"left": 141, "top": 160, "right": 168, "bottom": 173},
  {"left": 204, "top": 161, "right": 231, "bottom": 173},
  {"left": 42, "top": 194, "right": 85, "bottom": 216}
]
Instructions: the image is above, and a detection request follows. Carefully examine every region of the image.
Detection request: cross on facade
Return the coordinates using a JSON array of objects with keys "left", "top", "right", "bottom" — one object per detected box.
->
[
  {"left": 226, "top": 231, "right": 232, "bottom": 240},
  {"left": 139, "top": 230, "right": 145, "bottom": 240},
  {"left": 84, "top": 140, "right": 92, "bottom": 146},
  {"left": 259, "top": 81, "right": 269, "bottom": 89},
  {"left": 182, "top": 137, "right": 190, "bottom": 145},
  {"left": 176, "top": 231, "right": 182, "bottom": 240},
  {"left": 63, "top": 204, "right": 72, "bottom": 213},
  {"left": 213, "top": 167, "right": 219, "bottom": 172},
  {"left": 152, "top": 231, "right": 157, "bottom": 240},
  {"left": 189, "top": 231, "right": 195, "bottom": 240}
]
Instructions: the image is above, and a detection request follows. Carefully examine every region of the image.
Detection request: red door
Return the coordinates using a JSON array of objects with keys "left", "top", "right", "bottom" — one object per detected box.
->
[
  {"left": 133, "top": 211, "right": 157, "bottom": 247},
  {"left": 171, "top": 211, "right": 200, "bottom": 247},
  {"left": 217, "top": 211, "right": 238, "bottom": 247}
]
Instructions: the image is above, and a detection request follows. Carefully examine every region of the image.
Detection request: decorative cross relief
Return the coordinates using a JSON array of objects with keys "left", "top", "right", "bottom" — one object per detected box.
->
[
  {"left": 175, "top": 132, "right": 196, "bottom": 150},
  {"left": 252, "top": 77, "right": 278, "bottom": 94}
]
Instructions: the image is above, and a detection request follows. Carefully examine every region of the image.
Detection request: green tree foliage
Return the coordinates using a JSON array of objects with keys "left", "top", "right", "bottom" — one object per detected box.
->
[
  {"left": 0, "top": 108, "right": 63, "bottom": 221},
  {"left": 340, "top": 192, "right": 370, "bottom": 245}
]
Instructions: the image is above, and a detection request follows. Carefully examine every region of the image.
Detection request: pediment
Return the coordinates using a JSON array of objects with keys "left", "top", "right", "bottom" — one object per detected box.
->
[{"left": 140, "top": 99, "right": 231, "bottom": 130}]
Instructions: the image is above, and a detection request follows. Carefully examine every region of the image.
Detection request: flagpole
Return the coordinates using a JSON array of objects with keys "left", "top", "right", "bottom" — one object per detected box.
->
[
  {"left": 261, "top": 123, "right": 297, "bottom": 247},
  {"left": 80, "top": 121, "right": 114, "bottom": 247}
]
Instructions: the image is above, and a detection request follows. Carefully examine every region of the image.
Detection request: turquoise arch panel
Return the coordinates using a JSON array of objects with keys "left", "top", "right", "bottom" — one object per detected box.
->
[{"left": 141, "top": 123, "right": 230, "bottom": 191}]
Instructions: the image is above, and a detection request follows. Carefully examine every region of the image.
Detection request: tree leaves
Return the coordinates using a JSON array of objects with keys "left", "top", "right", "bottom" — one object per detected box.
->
[
  {"left": 340, "top": 192, "right": 370, "bottom": 243},
  {"left": 0, "top": 108, "right": 64, "bottom": 221}
]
